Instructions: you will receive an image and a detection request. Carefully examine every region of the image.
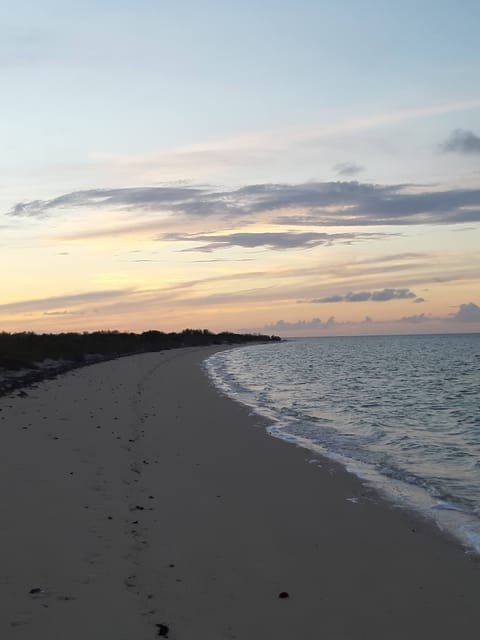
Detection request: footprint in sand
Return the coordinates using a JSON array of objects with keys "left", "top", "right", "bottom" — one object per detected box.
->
[{"left": 10, "top": 613, "right": 31, "bottom": 629}]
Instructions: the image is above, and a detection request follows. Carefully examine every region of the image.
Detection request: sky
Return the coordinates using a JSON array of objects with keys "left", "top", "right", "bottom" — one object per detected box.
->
[{"left": 1, "top": 0, "right": 480, "bottom": 336}]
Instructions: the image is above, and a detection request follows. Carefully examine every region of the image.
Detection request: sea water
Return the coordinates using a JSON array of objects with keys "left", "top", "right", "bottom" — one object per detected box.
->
[{"left": 205, "top": 334, "right": 480, "bottom": 553}]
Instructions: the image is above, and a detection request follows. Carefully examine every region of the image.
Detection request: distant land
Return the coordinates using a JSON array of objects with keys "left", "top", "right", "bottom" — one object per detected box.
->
[{"left": 0, "top": 329, "right": 281, "bottom": 396}]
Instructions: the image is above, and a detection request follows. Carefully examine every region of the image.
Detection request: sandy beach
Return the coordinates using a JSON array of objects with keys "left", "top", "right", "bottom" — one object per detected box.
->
[{"left": 1, "top": 345, "right": 479, "bottom": 639}]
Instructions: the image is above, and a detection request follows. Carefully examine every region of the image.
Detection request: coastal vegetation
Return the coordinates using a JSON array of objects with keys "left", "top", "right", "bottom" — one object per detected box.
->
[{"left": 0, "top": 329, "right": 280, "bottom": 371}]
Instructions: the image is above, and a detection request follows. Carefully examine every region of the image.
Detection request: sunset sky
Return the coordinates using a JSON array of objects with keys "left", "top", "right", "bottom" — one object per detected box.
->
[{"left": 2, "top": 0, "right": 480, "bottom": 336}]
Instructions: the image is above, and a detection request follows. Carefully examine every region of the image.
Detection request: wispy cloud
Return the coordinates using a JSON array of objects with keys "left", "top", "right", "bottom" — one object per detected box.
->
[
  {"left": 8, "top": 180, "right": 480, "bottom": 228},
  {"left": 440, "top": 129, "right": 480, "bottom": 155},
  {"left": 0, "top": 288, "right": 134, "bottom": 314},
  {"left": 96, "top": 99, "right": 480, "bottom": 175},
  {"left": 333, "top": 162, "right": 364, "bottom": 176},
  {"left": 7, "top": 186, "right": 208, "bottom": 218},
  {"left": 312, "top": 288, "right": 417, "bottom": 303},
  {"left": 43, "top": 310, "right": 85, "bottom": 316}
]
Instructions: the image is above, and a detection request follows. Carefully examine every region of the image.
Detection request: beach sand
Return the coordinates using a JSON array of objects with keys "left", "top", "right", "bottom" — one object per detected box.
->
[{"left": 1, "top": 346, "right": 479, "bottom": 639}]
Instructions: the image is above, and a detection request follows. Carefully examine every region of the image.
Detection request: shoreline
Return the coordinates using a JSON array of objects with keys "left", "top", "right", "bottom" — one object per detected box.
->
[
  {"left": 1, "top": 346, "right": 479, "bottom": 639},
  {"left": 205, "top": 341, "right": 480, "bottom": 557}
]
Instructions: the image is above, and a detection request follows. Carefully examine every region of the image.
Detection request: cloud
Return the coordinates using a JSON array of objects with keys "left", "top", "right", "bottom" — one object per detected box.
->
[
  {"left": 190, "top": 258, "right": 255, "bottom": 263},
  {"left": 371, "top": 288, "right": 415, "bottom": 301},
  {"left": 43, "top": 310, "right": 85, "bottom": 316},
  {"left": 251, "top": 301, "right": 480, "bottom": 334},
  {"left": 7, "top": 186, "right": 208, "bottom": 219},
  {"left": 260, "top": 317, "right": 336, "bottom": 332},
  {"left": 451, "top": 302, "right": 480, "bottom": 322},
  {"left": 399, "top": 313, "right": 429, "bottom": 323},
  {"left": 333, "top": 162, "right": 364, "bottom": 176},
  {"left": 346, "top": 291, "right": 372, "bottom": 302},
  {"left": 7, "top": 180, "right": 480, "bottom": 228},
  {"left": 318, "top": 295, "right": 344, "bottom": 303},
  {"left": 440, "top": 129, "right": 480, "bottom": 155},
  {"left": 161, "top": 230, "right": 382, "bottom": 252},
  {"left": 252, "top": 313, "right": 398, "bottom": 334},
  {"left": 0, "top": 288, "right": 134, "bottom": 314},
  {"left": 312, "top": 288, "right": 417, "bottom": 303}
]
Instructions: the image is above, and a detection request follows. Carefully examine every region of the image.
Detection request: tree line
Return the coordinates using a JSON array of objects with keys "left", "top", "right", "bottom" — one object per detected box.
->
[{"left": 0, "top": 329, "right": 281, "bottom": 371}]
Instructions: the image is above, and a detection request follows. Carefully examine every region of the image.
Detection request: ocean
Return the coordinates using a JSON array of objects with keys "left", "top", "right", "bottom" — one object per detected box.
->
[{"left": 205, "top": 334, "right": 480, "bottom": 553}]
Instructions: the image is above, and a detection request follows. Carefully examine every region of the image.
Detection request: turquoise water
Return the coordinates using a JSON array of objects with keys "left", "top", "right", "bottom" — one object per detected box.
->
[{"left": 205, "top": 334, "right": 480, "bottom": 552}]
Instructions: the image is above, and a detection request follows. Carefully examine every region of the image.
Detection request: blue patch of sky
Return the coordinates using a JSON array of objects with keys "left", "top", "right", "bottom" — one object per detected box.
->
[{"left": 1, "top": 0, "right": 479, "bottom": 166}]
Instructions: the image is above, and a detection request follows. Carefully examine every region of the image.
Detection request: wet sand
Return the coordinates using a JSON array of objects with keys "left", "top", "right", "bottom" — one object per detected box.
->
[{"left": 1, "top": 346, "right": 479, "bottom": 639}]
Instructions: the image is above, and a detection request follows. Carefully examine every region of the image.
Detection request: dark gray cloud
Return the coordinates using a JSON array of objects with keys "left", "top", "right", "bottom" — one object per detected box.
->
[
  {"left": 333, "top": 162, "right": 364, "bottom": 176},
  {"left": 161, "top": 231, "right": 381, "bottom": 252},
  {"left": 312, "top": 288, "right": 416, "bottom": 303},
  {"left": 7, "top": 180, "right": 480, "bottom": 227},
  {"left": 318, "top": 295, "right": 344, "bottom": 303},
  {"left": 441, "top": 129, "right": 480, "bottom": 155},
  {"left": 371, "top": 288, "right": 415, "bottom": 301},
  {"left": 347, "top": 291, "right": 372, "bottom": 302},
  {"left": 451, "top": 302, "right": 480, "bottom": 322}
]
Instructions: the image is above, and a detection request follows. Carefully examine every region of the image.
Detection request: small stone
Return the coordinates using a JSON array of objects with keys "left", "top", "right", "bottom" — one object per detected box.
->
[
  {"left": 29, "top": 587, "right": 41, "bottom": 595},
  {"left": 278, "top": 591, "right": 290, "bottom": 599}
]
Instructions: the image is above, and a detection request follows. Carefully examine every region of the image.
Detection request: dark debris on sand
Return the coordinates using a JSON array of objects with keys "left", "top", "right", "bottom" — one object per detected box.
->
[{"left": 156, "top": 622, "right": 170, "bottom": 637}]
